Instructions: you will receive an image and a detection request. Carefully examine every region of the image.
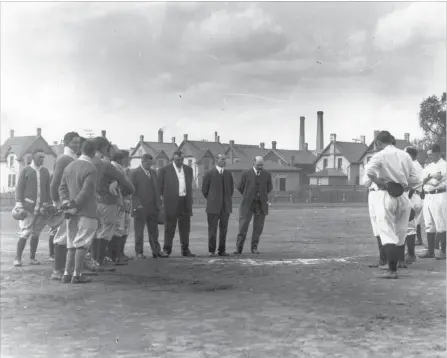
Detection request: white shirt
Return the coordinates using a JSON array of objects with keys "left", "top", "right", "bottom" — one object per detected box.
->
[
  {"left": 30, "top": 162, "right": 42, "bottom": 209},
  {"left": 366, "top": 145, "right": 420, "bottom": 189},
  {"left": 363, "top": 155, "right": 378, "bottom": 190},
  {"left": 423, "top": 158, "right": 447, "bottom": 191},
  {"left": 173, "top": 163, "right": 186, "bottom": 197},
  {"left": 64, "top": 147, "right": 78, "bottom": 160},
  {"left": 216, "top": 165, "right": 224, "bottom": 175},
  {"left": 253, "top": 167, "right": 260, "bottom": 176},
  {"left": 412, "top": 160, "right": 424, "bottom": 191}
]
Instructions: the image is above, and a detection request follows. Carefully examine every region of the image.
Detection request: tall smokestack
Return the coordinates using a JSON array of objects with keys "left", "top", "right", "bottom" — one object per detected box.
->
[
  {"left": 360, "top": 135, "right": 366, "bottom": 144},
  {"left": 316, "top": 111, "right": 324, "bottom": 152},
  {"left": 172, "top": 137, "right": 176, "bottom": 144},
  {"left": 404, "top": 133, "right": 410, "bottom": 143},
  {"left": 158, "top": 129, "right": 163, "bottom": 143},
  {"left": 9, "top": 129, "right": 14, "bottom": 139},
  {"left": 37, "top": 128, "right": 42, "bottom": 137},
  {"left": 299, "top": 116, "right": 305, "bottom": 150},
  {"left": 214, "top": 131, "right": 218, "bottom": 143},
  {"left": 101, "top": 130, "right": 106, "bottom": 138}
]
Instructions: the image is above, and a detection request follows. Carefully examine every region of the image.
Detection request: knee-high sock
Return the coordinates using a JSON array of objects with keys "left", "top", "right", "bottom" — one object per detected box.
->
[
  {"left": 376, "top": 236, "right": 387, "bottom": 263},
  {"left": 53, "top": 244, "right": 67, "bottom": 272},
  {"left": 15, "top": 238, "right": 27, "bottom": 261},
  {"left": 74, "top": 248, "right": 87, "bottom": 277},
  {"left": 427, "top": 233, "right": 436, "bottom": 256},
  {"left": 29, "top": 235, "right": 39, "bottom": 259},
  {"left": 406, "top": 235, "right": 416, "bottom": 256},
  {"left": 397, "top": 244, "right": 405, "bottom": 263},
  {"left": 98, "top": 239, "right": 109, "bottom": 265},
  {"left": 439, "top": 232, "right": 446, "bottom": 254},
  {"left": 64, "top": 248, "right": 76, "bottom": 275},
  {"left": 383, "top": 244, "right": 398, "bottom": 272},
  {"left": 49, "top": 234, "right": 55, "bottom": 257},
  {"left": 91, "top": 238, "right": 99, "bottom": 262},
  {"left": 435, "top": 235, "right": 440, "bottom": 250}
]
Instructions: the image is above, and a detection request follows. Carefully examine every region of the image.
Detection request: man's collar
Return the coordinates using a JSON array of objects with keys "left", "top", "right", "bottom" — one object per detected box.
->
[
  {"left": 30, "top": 162, "right": 42, "bottom": 171},
  {"left": 173, "top": 162, "right": 183, "bottom": 171},
  {"left": 79, "top": 155, "right": 93, "bottom": 163},
  {"left": 216, "top": 165, "right": 224, "bottom": 172},
  {"left": 64, "top": 147, "right": 78, "bottom": 159}
]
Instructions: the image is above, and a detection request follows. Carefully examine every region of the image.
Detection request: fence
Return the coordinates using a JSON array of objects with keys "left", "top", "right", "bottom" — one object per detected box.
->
[{"left": 0, "top": 185, "right": 368, "bottom": 211}]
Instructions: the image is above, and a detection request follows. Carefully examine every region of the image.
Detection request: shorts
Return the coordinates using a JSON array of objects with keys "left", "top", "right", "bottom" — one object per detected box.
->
[
  {"left": 67, "top": 216, "right": 98, "bottom": 249},
  {"left": 96, "top": 203, "right": 118, "bottom": 241},
  {"left": 19, "top": 213, "right": 46, "bottom": 240}
]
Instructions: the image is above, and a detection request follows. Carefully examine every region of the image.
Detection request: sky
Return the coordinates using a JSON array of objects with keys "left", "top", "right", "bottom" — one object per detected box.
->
[{"left": 1, "top": 1, "right": 446, "bottom": 150}]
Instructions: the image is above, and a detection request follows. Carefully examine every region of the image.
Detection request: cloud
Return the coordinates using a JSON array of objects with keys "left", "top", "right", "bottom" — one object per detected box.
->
[{"left": 374, "top": 2, "right": 446, "bottom": 51}]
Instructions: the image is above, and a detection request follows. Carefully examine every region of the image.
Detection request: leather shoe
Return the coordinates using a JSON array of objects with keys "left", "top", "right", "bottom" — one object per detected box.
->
[
  {"left": 218, "top": 252, "right": 230, "bottom": 257},
  {"left": 182, "top": 251, "right": 196, "bottom": 257},
  {"left": 158, "top": 252, "right": 169, "bottom": 258}
]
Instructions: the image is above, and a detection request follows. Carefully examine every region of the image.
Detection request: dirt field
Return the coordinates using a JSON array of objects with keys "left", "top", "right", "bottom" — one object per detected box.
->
[{"left": 1, "top": 206, "right": 445, "bottom": 358}]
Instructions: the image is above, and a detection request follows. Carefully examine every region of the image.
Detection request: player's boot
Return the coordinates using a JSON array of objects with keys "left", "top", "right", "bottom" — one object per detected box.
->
[
  {"left": 29, "top": 235, "right": 41, "bottom": 265},
  {"left": 419, "top": 233, "right": 436, "bottom": 259},
  {"left": 436, "top": 232, "right": 446, "bottom": 260},
  {"left": 51, "top": 244, "right": 67, "bottom": 280},
  {"left": 97, "top": 239, "right": 116, "bottom": 271},
  {"left": 397, "top": 244, "right": 408, "bottom": 269},
  {"left": 14, "top": 237, "right": 27, "bottom": 267},
  {"left": 415, "top": 225, "right": 423, "bottom": 245},
  {"left": 382, "top": 244, "right": 399, "bottom": 279},
  {"left": 62, "top": 248, "right": 76, "bottom": 284},
  {"left": 71, "top": 248, "right": 92, "bottom": 284},
  {"left": 369, "top": 236, "right": 387, "bottom": 268}
]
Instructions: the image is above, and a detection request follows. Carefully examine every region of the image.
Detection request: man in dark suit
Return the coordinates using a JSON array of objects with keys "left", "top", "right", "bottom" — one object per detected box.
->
[
  {"left": 202, "top": 154, "right": 234, "bottom": 257},
  {"left": 235, "top": 156, "right": 273, "bottom": 255},
  {"left": 158, "top": 150, "right": 196, "bottom": 257},
  {"left": 130, "top": 154, "right": 167, "bottom": 259}
]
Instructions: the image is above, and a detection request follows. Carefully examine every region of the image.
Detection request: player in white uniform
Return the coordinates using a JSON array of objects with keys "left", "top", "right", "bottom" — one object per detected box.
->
[
  {"left": 418, "top": 144, "right": 447, "bottom": 260},
  {"left": 366, "top": 131, "right": 420, "bottom": 279},
  {"left": 364, "top": 156, "right": 387, "bottom": 269},
  {"left": 404, "top": 147, "right": 425, "bottom": 264}
]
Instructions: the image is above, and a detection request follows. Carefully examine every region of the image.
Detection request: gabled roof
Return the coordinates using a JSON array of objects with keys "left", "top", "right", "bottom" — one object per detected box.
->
[
  {"left": 272, "top": 149, "right": 316, "bottom": 165},
  {"left": 226, "top": 144, "right": 269, "bottom": 161},
  {"left": 358, "top": 139, "right": 412, "bottom": 162},
  {"left": 308, "top": 168, "right": 348, "bottom": 178},
  {"left": 0, "top": 135, "right": 56, "bottom": 162},
  {"left": 195, "top": 149, "right": 215, "bottom": 163},
  {"left": 225, "top": 161, "right": 301, "bottom": 172},
  {"left": 179, "top": 140, "right": 226, "bottom": 159},
  {"left": 131, "top": 141, "right": 178, "bottom": 159},
  {"left": 314, "top": 141, "right": 368, "bottom": 164}
]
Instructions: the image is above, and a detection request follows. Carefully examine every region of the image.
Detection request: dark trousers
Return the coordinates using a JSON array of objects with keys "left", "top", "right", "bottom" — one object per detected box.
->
[
  {"left": 236, "top": 200, "right": 265, "bottom": 252},
  {"left": 207, "top": 211, "right": 230, "bottom": 254},
  {"left": 163, "top": 197, "right": 191, "bottom": 254},
  {"left": 134, "top": 215, "right": 161, "bottom": 255}
]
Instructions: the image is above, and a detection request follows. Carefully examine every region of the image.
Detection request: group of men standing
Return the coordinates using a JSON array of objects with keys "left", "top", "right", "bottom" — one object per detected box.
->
[
  {"left": 365, "top": 131, "right": 446, "bottom": 279},
  {"left": 12, "top": 133, "right": 275, "bottom": 283}
]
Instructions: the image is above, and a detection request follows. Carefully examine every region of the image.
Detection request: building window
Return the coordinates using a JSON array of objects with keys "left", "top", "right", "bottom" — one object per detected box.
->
[
  {"left": 157, "top": 159, "right": 164, "bottom": 168},
  {"left": 337, "top": 158, "right": 342, "bottom": 170},
  {"left": 188, "top": 159, "right": 193, "bottom": 167},
  {"left": 367, "top": 156, "right": 371, "bottom": 163},
  {"left": 279, "top": 178, "right": 286, "bottom": 191},
  {"left": 323, "top": 159, "right": 328, "bottom": 169},
  {"left": 8, "top": 156, "right": 14, "bottom": 168},
  {"left": 8, "top": 174, "right": 16, "bottom": 187}
]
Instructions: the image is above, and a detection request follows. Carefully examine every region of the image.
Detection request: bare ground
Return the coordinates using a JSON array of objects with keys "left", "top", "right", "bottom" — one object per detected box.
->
[{"left": 0, "top": 206, "right": 445, "bottom": 358}]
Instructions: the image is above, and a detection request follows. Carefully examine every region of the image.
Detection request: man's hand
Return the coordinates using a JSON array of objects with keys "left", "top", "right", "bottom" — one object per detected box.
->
[
  {"left": 373, "top": 177, "right": 388, "bottom": 189},
  {"left": 14, "top": 202, "right": 23, "bottom": 210},
  {"left": 432, "top": 172, "right": 443, "bottom": 181}
]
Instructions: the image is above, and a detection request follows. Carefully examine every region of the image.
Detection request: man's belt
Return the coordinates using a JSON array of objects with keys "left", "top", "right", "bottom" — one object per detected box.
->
[{"left": 425, "top": 188, "right": 446, "bottom": 195}]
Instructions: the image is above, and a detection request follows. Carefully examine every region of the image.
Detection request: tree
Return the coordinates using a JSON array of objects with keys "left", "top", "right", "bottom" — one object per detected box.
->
[{"left": 418, "top": 92, "right": 446, "bottom": 153}]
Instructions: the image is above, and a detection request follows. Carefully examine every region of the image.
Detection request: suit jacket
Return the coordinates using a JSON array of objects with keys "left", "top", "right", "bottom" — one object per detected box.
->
[
  {"left": 202, "top": 167, "right": 234, "bottom": 214},
  {"left": 158, "top": 163, "right": 194, "bottom": 219},
  {"left": 130, "top": 167, "right": 161, "bottom": 217},
  {"left": 238, "top": 169, "right": 273, "bottom": 217}
]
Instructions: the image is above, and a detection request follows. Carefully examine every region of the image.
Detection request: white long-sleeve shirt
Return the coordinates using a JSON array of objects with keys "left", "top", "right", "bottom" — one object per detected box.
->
[
  {"left": 366, "top": 145, "right": 420, "bottom": 189},
  {"left": 423, "top": 158, "right": 447, "bottom": 191}
]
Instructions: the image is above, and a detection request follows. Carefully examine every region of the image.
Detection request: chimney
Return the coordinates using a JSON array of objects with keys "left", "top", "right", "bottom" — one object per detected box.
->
[
  {"left": 9, "top": 129, "right": 14, "bottom": 139},
  {"left": 272, "top": 141, "right": 277, "bottom": 150},
  {"left": 158, "top": 129, "right": 163, "bottom": 143},
  {"left": 260, "top": 142, "right": 265, "bottom": 149},
  {"left": 229, "top": 140, "right": 234, "bottom": 164},
  {"left": 101, "top": 130, "right": 106, "bottom": 138},
  {"left": 330, "top": 133, "right": 336, "bottom": 142},
  {"left": 140, "top": 135, "right": 144, "bottom": 142},
  {"left": 304, "top": 143, "right": 308, "bottom": 151},
  {"left": 316, "top": 111, "right": 324, "bottom": 152},
  {"left": 172, "top": 137, "right": 176, "bottom": 144},
  {"left": 360, "top": 135, "right": 366, "bottom": 144},
  {"left": 217, "top": 136, "right": 220, "bottom": 143},
  {"left": 404, "top": 133, "right": 410, "bottom": 142},
  {"left": 53, "top": 141, "right": 58, "bottom": 145},
  {"left": 299, "top": 116, "right": 305, "bottom": 150},
  {"left": 37, "top": 128, "right": 42, "bottom": 137},
  {"left": 183, "top": 134, "right": 188, "bottom": 142},
  {"left": 214, "top": 131, "right": 218, "bottom": 143}
]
